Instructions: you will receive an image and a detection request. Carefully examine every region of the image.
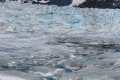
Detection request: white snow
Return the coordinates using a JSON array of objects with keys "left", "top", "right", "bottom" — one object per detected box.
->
[
  {"left": 71, "top": 0, "right": 86, "bottom": 6},
  {"left": 39, "top": 0, "right": 50, "bottom": 3}
]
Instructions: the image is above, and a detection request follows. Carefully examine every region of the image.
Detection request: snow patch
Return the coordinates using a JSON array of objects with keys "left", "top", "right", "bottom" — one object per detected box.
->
[{"left": 71, "top": 0, "right": 85, "bottom": 6}]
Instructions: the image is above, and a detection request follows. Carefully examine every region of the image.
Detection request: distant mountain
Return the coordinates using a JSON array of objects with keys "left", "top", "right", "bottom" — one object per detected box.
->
[
  {"left": 1, "top": 0, "right": 120, "bottom": 8},
  {"left": 32, "top": 0, "right": 72, "bottom": 6},
  {"left": 25, "top": 0, "right": 120, "bottom": 8},
  {"left": 74, "top": 0, "right": 120, "bottom": 9}
]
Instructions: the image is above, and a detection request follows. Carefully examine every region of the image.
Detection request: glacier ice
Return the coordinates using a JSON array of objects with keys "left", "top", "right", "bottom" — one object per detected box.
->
[
  {"left": 0, "top": 2, "right": 120, "bottom": 33},
  {"left": 0, "top": 2, "right": 120, "bottom": 80}
]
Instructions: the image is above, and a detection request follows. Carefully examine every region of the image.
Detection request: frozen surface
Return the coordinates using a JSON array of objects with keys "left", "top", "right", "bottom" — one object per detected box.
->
[
  {"left": 0, "top": 2, "right": 120, "bottom": 44},
  {"left": 0, "top": 2, "right": 120, "bottom": 80},
  {"left": 0, "top": 75, "right": 25, "bottom": 80}
]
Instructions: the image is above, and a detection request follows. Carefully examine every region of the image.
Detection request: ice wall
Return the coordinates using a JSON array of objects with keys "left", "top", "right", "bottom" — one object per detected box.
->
[{"left": 0, "top": 2, "right": 120, "bottom": 35}]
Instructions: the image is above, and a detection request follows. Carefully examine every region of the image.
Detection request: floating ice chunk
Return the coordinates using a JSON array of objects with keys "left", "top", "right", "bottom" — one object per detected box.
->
[{"left": 6, "top": 25, "right": 16, "bottom": 32}]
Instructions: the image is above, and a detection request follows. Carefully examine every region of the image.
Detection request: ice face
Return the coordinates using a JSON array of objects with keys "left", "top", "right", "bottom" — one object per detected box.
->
[{"left": 0, "top": 2, "right": 120, "bottom": 44}]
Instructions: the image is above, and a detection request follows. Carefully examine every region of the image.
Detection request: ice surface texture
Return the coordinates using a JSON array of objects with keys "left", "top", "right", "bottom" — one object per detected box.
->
[
  {"left": 0, "top": 2, "right": 120, "bottom": 32},
  {"left": 0, "top": 2, "right": 120, "bottom": 80},
  {"left": 0, "top": 2, "right": 120, "bottom": 44}
]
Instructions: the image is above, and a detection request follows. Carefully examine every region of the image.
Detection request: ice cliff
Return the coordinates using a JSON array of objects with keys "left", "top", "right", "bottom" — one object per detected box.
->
[
  {"left": 0, "top": 2, "right": 120, "bottom": 44},
  {"left": 0, "top": 2, "right": 120, "bottom": 29}
]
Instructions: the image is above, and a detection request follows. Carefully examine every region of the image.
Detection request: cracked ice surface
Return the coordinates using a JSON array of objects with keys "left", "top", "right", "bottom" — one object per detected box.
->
[{"left": 0, "top": 1, "right": 120, "bottom": 80}]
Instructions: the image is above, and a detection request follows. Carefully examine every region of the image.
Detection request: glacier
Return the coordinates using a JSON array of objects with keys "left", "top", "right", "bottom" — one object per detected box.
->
[
  {"left": 0, "top": 1, "right": 120, "bottom": 80},
  {"left": 0, "top": 2, "right": 120, "bottom": 44}
]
